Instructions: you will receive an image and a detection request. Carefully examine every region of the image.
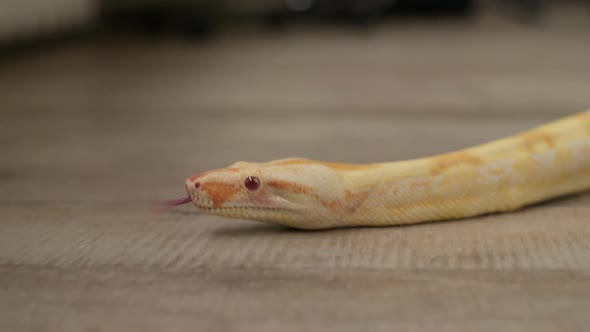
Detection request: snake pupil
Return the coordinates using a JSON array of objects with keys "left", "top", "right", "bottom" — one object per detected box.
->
[{"left": 245, "top": 176, "right": 261, "bottom": 191}]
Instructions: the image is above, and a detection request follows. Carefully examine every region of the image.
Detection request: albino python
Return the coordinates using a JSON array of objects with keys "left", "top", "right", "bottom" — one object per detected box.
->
[{"left": 164, "top": 110, "right": 590, "bottom": 229}]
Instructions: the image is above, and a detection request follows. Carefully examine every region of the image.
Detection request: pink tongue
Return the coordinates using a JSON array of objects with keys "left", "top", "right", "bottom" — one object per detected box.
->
[
  {"left": 151, "top": 196, "right": 192, "bottom": 213},
  {"left": 165, "top": 197, "right": 192, "bottom": 206}
]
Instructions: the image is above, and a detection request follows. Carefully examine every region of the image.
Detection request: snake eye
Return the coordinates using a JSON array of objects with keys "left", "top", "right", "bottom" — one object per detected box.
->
[{"left": 244, "top": 176, "right": 261, "bottom": 191}]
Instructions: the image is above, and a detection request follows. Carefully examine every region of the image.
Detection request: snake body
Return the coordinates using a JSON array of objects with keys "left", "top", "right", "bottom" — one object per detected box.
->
[{"left": 175, "top": 111, "right": 590, "bottom": 229}]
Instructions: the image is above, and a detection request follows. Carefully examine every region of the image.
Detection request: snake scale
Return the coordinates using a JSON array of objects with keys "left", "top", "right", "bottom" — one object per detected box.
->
[{"left": 166, "top": 110, "right": 590, "bottom": 229}]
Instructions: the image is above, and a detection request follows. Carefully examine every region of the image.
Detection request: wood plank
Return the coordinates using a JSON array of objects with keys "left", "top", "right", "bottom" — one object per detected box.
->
[
  {"left": 0, "top": 266, "right": 589, "bottom": 332},
  {"left": 1, "top": 200, "right": 589, "bottom": 270}
]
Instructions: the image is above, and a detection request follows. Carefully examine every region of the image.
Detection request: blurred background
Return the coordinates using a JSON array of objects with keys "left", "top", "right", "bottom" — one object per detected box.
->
[
  {"left": 1, "top": 0, "right": 589, "bottom": 201},
  {"left": 1, "top": 0, "right": 590, "bottom": 201},
  {"left": 0, "top": 0, "right": 585, "bottom": 45}
]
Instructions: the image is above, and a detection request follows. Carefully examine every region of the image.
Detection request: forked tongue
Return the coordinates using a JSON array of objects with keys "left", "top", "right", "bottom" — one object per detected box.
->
[{"left": 151, "top": 196, "right": 192, "bottom": 213}]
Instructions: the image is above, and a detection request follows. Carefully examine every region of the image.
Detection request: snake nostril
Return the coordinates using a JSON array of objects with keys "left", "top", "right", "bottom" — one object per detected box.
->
[{"left": 194, "top": 181, "right": 201, "bottom": 189}]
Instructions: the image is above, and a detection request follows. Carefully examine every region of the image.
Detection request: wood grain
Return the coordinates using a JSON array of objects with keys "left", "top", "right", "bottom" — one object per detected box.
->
[
  {"left": 1, "top": 202, "right": 589, "bottom": 271},
  {"left": 1, "top": 266, "right": 589, "bottom": 332}
]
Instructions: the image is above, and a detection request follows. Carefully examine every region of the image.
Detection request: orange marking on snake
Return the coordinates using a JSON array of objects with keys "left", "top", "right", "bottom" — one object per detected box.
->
[
  {"left": 189, "top": 173, "right": 208, "bottom": 182},
  {"left": 200, "top": 181, "right": 241, "bottom": 208},
  {"left": 266, "top": 179, "right": 312, "bottom": 194},
  {"left": 273, "top": 158, "right": 378, "bottom": 171},
  {"left": 431, "top": 152, "right": 483, "bottom": 175},
  {"left": 492, "top": 167, "right": 506, "bottom": 176},
  {"left": 321, "top": 200, "right": 342, "bottom": 211},
  {"left": 319, "top": 162, "right": 379, "bottom": 172},
  {"left": 189, "top": 168, "right": 240, "bottom": 182},
  {"left": 321, "top": 191, "right": 369, "bottom": 213},
  {"left": 521, "top": 131, "right": 555, "bottom": 152},
  {"left": 555, "top": 148, "right": 575, "bottom": 165},
  {"left": 515, "top": 156, "right": 540, "bottom": 173},
  {"left": 345, "top": 190, "right": 369, "bottom": 212}
]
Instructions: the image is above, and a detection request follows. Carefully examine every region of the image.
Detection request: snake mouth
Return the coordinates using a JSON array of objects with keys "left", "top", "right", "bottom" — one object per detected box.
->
[
  {"left": 192, "top": 203, "right": 291, "bottom": 213},
  {"left": 160, "top": 195, "right": 293, "bottom": 214},
  {"left": 185, "top": 189, "right": 295, "bottom": 213}
]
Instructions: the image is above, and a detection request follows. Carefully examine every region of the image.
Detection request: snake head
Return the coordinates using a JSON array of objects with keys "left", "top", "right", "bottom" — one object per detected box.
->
[{"left": 184, "top": 159, "right": 350, "bottom": 228}]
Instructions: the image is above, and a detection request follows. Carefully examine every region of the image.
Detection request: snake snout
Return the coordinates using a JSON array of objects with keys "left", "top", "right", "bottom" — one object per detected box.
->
[
  {"left": 185, "top": 179, "right": 194, "bottom": 196},
  {"left": 186, "top": 177, "right": 205, "bottom": 200}
]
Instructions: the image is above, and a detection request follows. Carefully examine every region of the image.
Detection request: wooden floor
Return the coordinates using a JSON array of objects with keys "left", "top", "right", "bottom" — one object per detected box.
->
[{"left": 1, "top": 7, "right": 590, "bottom": 332}]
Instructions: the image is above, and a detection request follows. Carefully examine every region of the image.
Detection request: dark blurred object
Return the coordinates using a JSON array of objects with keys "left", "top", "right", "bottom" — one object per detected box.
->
[
  {"left": 389, "top": 0, "right": 476, "bottom": 14},
  {"left": 497, "top": 0, "right": 545, "bottom": 21},
  {"left": 99, "top": 0, "right": 221, "bottom": 39},
  {"left": 99, "top": 0, "right": 479, "bottom": 37},
  {"left": 264, "top": 0, "right": 477, "bottom": 28},
  {"left": 292, "top": 0, "right": 476, "bottom": 23},
  {"left": 265, "top": 0, "right": 395, "bottom": 27},
  {"left": 0, "top": 0, "right": 96, "bottom": 47},
  {"left": 2, "top": 0, "right": 566, "bottom": 47},
  {"left": 286, "top": 0, "right": 397, "bottom": 21}
]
